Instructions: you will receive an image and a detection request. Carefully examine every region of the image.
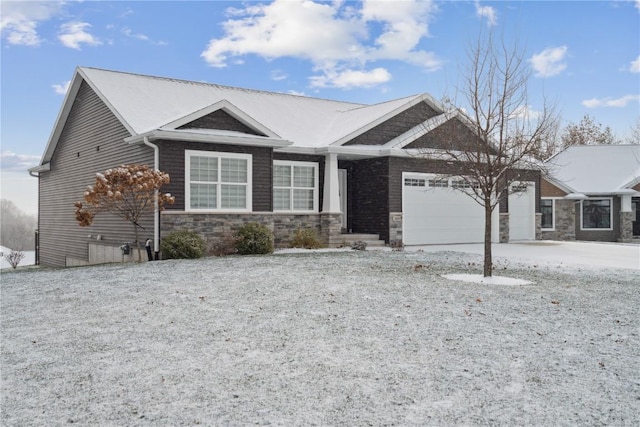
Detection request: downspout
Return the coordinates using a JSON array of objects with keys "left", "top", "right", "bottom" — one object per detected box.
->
[{"left": 142, "top": 136, "right": 160, "bottom": 260}]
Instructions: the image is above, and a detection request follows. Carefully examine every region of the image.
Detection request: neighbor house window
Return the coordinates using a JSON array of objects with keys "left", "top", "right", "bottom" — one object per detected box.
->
[
  {"left": 273, "top": 160, "right": 318, "bottom": 212},
  {"left": 185, "top": 150, "right": 252, "bottom": 211},
  {"left": 581, "top": 198, "right": 612, "bottom": 230},
  {"left": 541, "top": 199, "right": 554, "bottom": 229}
]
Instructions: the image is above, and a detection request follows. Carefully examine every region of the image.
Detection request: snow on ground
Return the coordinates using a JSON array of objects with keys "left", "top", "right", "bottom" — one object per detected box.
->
[
  {"left": 0, "top": 245, "right": 35, "bottom": 270},
  {"left": 1, "top": 246, "right": 639, "bottom": 425}
]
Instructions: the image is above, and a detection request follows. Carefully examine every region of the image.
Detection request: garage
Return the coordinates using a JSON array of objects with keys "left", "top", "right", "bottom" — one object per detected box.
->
[
  {"left": 402, "top": 173, "right": 499, "bottom": 245},
  {"left": 508, "top": 182, "right": 536, "bottom": 240}
]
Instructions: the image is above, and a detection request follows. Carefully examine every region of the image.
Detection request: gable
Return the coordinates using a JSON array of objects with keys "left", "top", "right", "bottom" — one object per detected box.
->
[
  {"left": 404, "top": 117, "right": 483, "bottom": 151},
  {"left": 177, "top": 109, "right": 266, "bottom": 136},
  {"left": 343, "top": 102, "right": 439, "bottom": 146},
  {"left": 541, "top": 177, "right": 568, "bottom": 197}
]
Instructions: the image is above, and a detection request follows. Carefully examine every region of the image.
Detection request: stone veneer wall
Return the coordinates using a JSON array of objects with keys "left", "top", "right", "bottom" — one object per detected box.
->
[
  {"left": 499, "top": 213, "right": 509, "bottom": 243},
  {"left": 161, "top": 212, "right": 343, "bottom": 251},
  {"left": 540, "top": 199, "right": 575, "bottom": 240},
  {"left": 388, "top": 212, "right": 403, "bottom": 246},
  {"left": 535, "top": 213, "right": 542, "bottom": 240},
  {"left": 619, "top": 211, "right": 634, "bottom": 242}
]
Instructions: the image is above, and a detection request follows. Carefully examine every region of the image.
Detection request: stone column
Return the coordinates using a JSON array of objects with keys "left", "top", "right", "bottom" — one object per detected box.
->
[{"left": 499, "top": 213, "right": 509, "bottom": 243}]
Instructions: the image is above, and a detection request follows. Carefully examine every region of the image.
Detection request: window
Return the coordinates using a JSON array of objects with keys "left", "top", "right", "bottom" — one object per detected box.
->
[
  {"left": 404, "top": 178, "right": 426, "bottom": 187},
  {"left": 185, "top": 150, "right": 252, "bottom": 211},
  {"left": 428, "top": 179, "right": 448, "bottom": 188},
  {"left": 581, "top": 198, "right": 612, "bottom": 230},
  {"left": 541, "top": 199, "right": 554, "bottom": 229},
  {"left": 273, "top": 161, "right": 318, "bottom": 212}
]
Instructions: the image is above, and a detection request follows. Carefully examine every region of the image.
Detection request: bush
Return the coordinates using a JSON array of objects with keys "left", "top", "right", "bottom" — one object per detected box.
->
[
  {"left": 351, "top": 240, "right": 367, "bottom": 251},
  {"left": 289, "top": 228, "right": 323, "bottom": 249},
  {"left": 161, "top": 230, "right": 205, "bottom": 259},
  {"left": 234, "top": 222, "right": 274, "bottom": 255}
]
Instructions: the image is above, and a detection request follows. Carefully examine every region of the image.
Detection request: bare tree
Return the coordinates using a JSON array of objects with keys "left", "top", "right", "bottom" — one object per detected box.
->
[
  {"left": 627, "top": 117, "right": 640, "bottom": 144},
  {"left": 75, "top": 164, "right": 175, "bottom": 261},
  {"left": 417, "top": 31, "right": 558, "bottom": 277},
  {"left": 0, "top": 199, "right": 37, "bottom": 251},
  {"left": 561, "top": 114, "right": 616, "bottom": 148}
]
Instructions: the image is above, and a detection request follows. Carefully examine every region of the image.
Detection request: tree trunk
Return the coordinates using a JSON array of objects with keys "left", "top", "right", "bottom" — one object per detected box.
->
[
  {"left": 484, "top": 203, "right": 493, "bottom": 277},
  {"left": 133, "top": 222, "right": 142, "bottom": 262}
]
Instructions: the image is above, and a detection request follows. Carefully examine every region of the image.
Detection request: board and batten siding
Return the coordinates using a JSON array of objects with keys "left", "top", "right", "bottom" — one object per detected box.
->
[{"left": 38, "top": 81, "right": 153, "bottom": 267}]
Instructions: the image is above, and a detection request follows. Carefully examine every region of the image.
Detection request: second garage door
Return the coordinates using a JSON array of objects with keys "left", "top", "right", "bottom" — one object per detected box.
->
[{"left": 402, "top": 173, "right": 499, "bottom": 245}]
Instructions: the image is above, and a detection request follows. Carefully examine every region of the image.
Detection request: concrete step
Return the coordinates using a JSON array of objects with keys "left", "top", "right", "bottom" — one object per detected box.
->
[{"left": 329, "top": 233, "right": 386, "bottom": 248}]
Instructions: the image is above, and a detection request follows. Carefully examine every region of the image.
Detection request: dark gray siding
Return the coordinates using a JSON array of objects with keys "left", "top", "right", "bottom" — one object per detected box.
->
[
  {"left": 340, "top": 158, "right": 390, "bottom": 240},
  {"left": 405, "top": 118, "right": 485, "bottom": 151},
  {"left": 38, "top": 81, "right": 153, "bottom": 267},
  {"left": 178, "top": 110, "right": 265, "bottom": 136},
  {"left": 157, "top": 141, "right": 274, "bottom": 212},
  {"left": 344, "top": 102, "right": 439, "bottom": 146}
]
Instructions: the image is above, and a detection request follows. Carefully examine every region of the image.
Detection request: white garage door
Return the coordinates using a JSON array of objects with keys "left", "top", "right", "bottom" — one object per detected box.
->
[
  {"left": 402, "top": 173, "right": 499, "bottom": 245},
  {"left": 508, "top": 182, "right": 535, "bottom": 241}
]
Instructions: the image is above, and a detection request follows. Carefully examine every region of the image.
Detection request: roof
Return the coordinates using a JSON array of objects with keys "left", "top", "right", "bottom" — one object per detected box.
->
[
  {"left": 35, "top": 66, "right": 448, "bottom": 168},
  {"left": 545, "top": 144, "right": 640, "bottom": 195}
]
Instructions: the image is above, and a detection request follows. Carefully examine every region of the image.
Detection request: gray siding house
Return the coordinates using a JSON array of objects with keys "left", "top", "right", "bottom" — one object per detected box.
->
[
  {"left": 31, "top": 67, "right": 541, "bottom": 267},
  {"left": 540, "top": 144, "right": 640, "bottom": 243}
]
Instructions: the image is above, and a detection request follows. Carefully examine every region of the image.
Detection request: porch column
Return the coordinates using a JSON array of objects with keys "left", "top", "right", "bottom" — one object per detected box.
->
[
  {"left": 621, "top": 194, "right": 632, "bottom": 212},
  {"left": 322, "top": 153, "right": 341, "bottom": 213}
]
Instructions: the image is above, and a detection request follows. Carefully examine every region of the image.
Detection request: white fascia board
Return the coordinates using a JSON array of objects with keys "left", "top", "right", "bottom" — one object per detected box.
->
[
  {"left": 38, "top": 69, "right": 99, "bottom": 165},
  {"left": 583, "top": 189, "right": 640, "bottom": 196},
  {"left": 542, "top": 174, "right": 576, "bottom": 195},
  {"left": 28, "top": 163, "right": 51, "bottom": 175},
  {"left": 161, "top": 99, "right": 281, "bottom": 138},
  {"left": 383, "top": 111, "right": 456, "bottom": 150},
  {"left": 77, "top": 67, "right": 136, "bottom": 135},
  {"left": 126, "top": 129, "right": 292, "bottom": 148},
  {"left": 620, "top": 174, "right": 640, "bottom": 191},
  {"left": 331, "top": 94, "right": 439, "bottom": 147}
]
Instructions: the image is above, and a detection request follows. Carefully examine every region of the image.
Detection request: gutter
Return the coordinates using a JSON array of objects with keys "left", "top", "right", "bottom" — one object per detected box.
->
[{"left": 142, "top": 136, "right": 160, "bottom": 259}]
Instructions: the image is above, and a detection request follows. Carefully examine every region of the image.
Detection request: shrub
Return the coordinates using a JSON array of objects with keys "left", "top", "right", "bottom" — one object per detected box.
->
[
  {"left": 351, "top": 240, "right": 367, "bottom": 251},
  {"left": 234, "top": 222, "right": 274, "bottom": 255},
  {"left": 161, "top": 230, "right": 205, "bottom": 259},
  {"left": 289, "top": 228, "right": 323, "bottom": 249},
  {"left": 4, "top": 250, "right": 25, "bottom": 269}
]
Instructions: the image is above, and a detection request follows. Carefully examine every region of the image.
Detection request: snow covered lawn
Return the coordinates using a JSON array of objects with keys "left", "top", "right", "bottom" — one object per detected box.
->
[{"left": 2, "top": 249, "right": 639, "bottom": 425}]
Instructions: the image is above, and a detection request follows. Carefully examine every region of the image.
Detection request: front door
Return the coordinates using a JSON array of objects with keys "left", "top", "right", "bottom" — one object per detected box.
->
[
  {"left": 339, "top": 169, "right": 347, "bottom": 231},
  {"left": 633, "top": 199, "right": 640, "bottom": 237}
]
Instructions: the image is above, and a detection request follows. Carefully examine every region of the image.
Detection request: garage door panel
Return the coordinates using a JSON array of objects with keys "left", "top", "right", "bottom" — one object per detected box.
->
[{"left": 403, "top": 175, "right": 498, "bottom": 245}]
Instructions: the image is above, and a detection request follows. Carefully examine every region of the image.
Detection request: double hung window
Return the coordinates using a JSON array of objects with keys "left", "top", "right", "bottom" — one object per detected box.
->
[
  {"left": 273, "top": 161, "right": 318, "bottom": 212},
  {"left": 186, "top": 150, "right": 251, "bottom": 211}
]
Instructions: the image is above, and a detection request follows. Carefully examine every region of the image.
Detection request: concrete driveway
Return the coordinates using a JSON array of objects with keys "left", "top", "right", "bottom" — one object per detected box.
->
[{"left": 407, "top": 240, "right": 640, "bottom": 271}]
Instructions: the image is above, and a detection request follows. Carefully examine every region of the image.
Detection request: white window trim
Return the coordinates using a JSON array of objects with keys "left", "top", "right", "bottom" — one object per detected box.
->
[
  {"left": 580, "top": 197, "right": 613, "bottom": 231},
  {"left": 273, "top": 160, "right": 319, "bottom": 213},
  {"left": 185, "top": 150, "right": 252, "bottom": 212},
  {"left": 540, "top": 197, "right": 556, "bottom": 231}
]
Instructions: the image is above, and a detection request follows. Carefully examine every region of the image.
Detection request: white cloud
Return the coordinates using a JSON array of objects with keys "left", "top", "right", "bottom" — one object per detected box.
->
[
  {"left": 629, "top": 55, "right": 640, "bottom": 73},
  {"left": 310, "top": 67, "right": 392, "bottom": 89},
  {"left": 121, "top": 27, "right": 167, "bottom": 46},
  {"left": 201, "top": 0, "right": 441, "bottom": 89},
  {"left": 582, "top": 95, "right": 640, "bottom": 108},
  {"left": 0, "top": 151, "right": 40, "bottom": 172},
  {"left": 0, "top": 1, "right": 63, "bottom": 46},
  {"left": 58, "top": 22, "right": 102, "bottom": 50},
  {"left": 271, "top": 69, "right": 288, "bottom": 81},
  {"left": 287, "top": 90, "right": 307, "bottom": 96},
  {"left": 475, "top": 1, "right": 497, "bottom": 27},
  {"left": 52, "top": 80, "right": 71, "bottom": 95},
  {"left": 529, "top": 46, "right": 568, "bottom": 77}
]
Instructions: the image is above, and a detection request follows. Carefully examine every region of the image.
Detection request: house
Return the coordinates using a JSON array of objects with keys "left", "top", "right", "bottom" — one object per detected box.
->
[
  {"left": 541, "top": 144, "right": 640, "bottom": 242},
  {"left": 30, "top": 67, "right": 541, "bottom": 267}
]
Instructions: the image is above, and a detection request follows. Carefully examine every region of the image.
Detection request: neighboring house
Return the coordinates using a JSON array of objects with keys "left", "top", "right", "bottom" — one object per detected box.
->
[
  {"left": 30, "top": 67, "right": 540, "bottom": 267},
  {"left": 541, "top": 144, "right": 640, "bottom": 243}
]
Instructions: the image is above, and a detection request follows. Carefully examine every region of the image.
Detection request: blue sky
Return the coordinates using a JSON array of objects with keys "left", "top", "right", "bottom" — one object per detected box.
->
[{"left": 1, "top": 0, "right": 639, "bottom": 215}]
